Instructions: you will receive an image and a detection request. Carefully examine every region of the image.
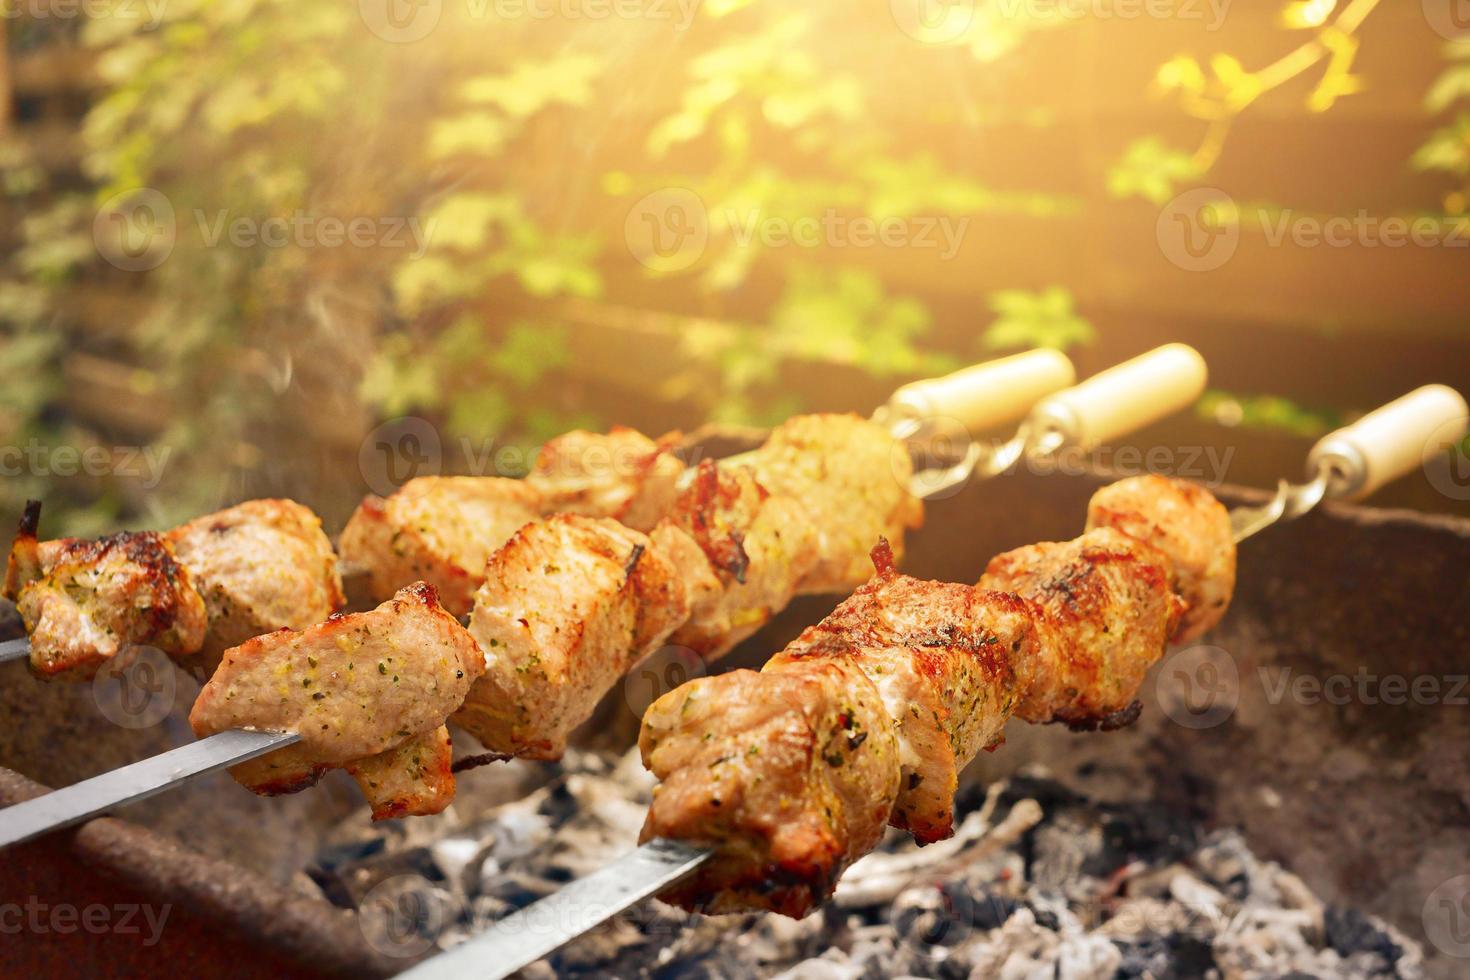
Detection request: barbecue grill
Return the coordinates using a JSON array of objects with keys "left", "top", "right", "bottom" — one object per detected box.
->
[{"left": 3, "top": 439, "right": 1466, "bottom": 978}]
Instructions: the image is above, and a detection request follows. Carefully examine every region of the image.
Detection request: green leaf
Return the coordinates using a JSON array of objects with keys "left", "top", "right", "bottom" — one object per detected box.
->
[
  {"left": 982, "top": 287, "right": 1096, "bottom": 352},
  {"left": 1107, "top": 138, "right": 1203, "bottom": 204}
]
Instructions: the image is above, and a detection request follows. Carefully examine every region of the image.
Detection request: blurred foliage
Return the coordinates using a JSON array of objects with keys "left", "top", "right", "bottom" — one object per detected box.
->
[
  {"left": 1414, "top": 41, "right": 1470, "bottom": 216},
  {"left": 0, "top": 0, "right": 1449, "bottom": 531},
  {"left": 1198, "top": 390, "right": 1341, "bottom": 439}
]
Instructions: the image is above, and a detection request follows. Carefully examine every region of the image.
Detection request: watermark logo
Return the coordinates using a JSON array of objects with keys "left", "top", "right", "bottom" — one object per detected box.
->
[
  {"left": 94, "top": 188, "right": 176, "bottom": 272},
  {"left": 359, "top": 417, "right": 444, "bottom": 496},
  {"left": 1157, "top": 188, "right": 1239, "bottom": 273},
  {"left": 1423, "top": 0, "right": 1470, "bottom": 41},
  {"left": 1155, "top": 644, "right": 1239, "bottom": 729},
  {"left": 894, "top": 882, "right": 978, "bottom": 957},
  {"left": 92, "top": 645, "right": 177, "bottom": 729},
  {"left": 1423, "top": 415, "right": 1470, "bottom": 501},
  {"left": 0, "top": 898, "right": 170, "bottom": 945},
  {"left": 0, "top": 441, "right": 171, "bottom": 489},
  {"left": 894, "top": 414, "right": 976, "bottom": 501},
  {"left": 1159, "top": 188, "right": 1470, "bottom": 271},
  {"left": 1424, "top": 875, "right": 1470, "bottom": 958},
  {"left": 625, "top": 188, "right": 709, "bottom": 273},
  {"left": 625, "top": 644, "right": 706, "bottom": 717},
  {"left": 891, "top": 0, "right": 976, "bottom": 44},
  {"left": 0, "top": 0, "right": 168, "bottom": 27},
  {"left": 359, "top": 0, "right": 443, "bottom": 42},
  {"left": 359, "top": 874, "right": 453, "bottom": 958}
]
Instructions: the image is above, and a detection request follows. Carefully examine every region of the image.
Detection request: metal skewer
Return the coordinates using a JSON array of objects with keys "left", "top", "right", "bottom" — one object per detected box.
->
[
  {"left": 402, "top": 382, "right": 1468, "bottom": 980},
  {"left": 0, "top": 729, "right": 300, "bottom": 850},
  {"left": 0, "top": 347, "right": 1207, "bottom": 853},
  {"left": 0, "top": 637, "right": 27, "bottom": 665}
]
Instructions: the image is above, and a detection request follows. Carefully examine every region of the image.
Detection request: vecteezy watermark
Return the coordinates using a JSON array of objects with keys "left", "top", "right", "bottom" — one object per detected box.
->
[
  {"left": 358, "top": 875, "right": 455, "bottom": 958},
  {"left": 624, "top": 189, "right": 970, "bottom": 273},
  {"left": 1423, "top": 415, "right": 1470, "bottom": 502},
  {"left": 624, "top": 644, "right": 706, "bottom": 717},
  {"left": 94, "top": 188, "right": 176, "bottom": 272},
  {"left": 1155, "top": 188, "right": 1240, "bottom": 273},
  {"left": 890, "top": 0, "right": 1231, "bottom": 44},
  {"left": 1424, "top": 875, "right": 1470, "bottom": 958},
  {"left": 1158, "top": 187, "right": 1470, "bottom": 272},
  {"left": 0, "top": 0, "right": 168, "bottom": 27},
  {"left": 192, "top": 210, "right": 433, "bottom": 258},
  {"left": 357, "top": 416, "right": 710, "bottom": 496},
  {"left": 1155, "top": 645, "right": 1240, "bottom": 730},
  {"left": 1157, "top": 645, "right": 1470, "bottom": 730},
  {"left": 358, "top": 0, "right": 702, "bottom": 43},
  {"left": 1027, "top": 443, "right": 1235, "bottom": 488},
  {"left": 92, "top": 645, "right": 177, "bottom": 729},
  {"left": 1422, "top": 0, "right": 1470, "bottom": 41},
  {"left": 0, "top": 440, "right": 171, "bottom": 489},
  {"left": 359, "top": 417, "right": 445, "bottom": 497},
  {"left": 1258, "top": 667, "right": 1470, "bottom": 708},
  {"left": 0, "top": 897, "right": 171, "bottom": 946},
  {"left": 94, "top": 188, "right": 434, "bottom": 272}
]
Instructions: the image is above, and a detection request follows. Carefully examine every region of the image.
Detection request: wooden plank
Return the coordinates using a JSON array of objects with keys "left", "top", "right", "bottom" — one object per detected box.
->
[{"left": 10, "top": 46, "right": 98, "bottom": 97}]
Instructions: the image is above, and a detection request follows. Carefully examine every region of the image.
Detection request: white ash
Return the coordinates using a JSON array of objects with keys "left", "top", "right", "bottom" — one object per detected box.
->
[{"left": 307, "top": 753, "right": 1424, "bottom": 979}]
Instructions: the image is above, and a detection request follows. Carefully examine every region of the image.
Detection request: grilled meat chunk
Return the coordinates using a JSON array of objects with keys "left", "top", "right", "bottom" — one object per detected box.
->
[
  {"left": 453, "top": 515, "right": 687, "bottom": 760},
  {"left": 1086, "top": 474, "right": 1236, "bottom": 643},
  {"left": 169, "top": 499, "right": 344, "bottom": 676},
  {"left": 5, "top": 505, "right": 207, "bottom": 679},
  {"left": 640, "top": 659, "right": 899, "bottom": 918},
  {"left": 776, "top": 543, "right": 1038, "bottom": 844},
  {"left": 979, "top": 527, "right": 1183, "bottom": 729},
  {"left": 656, "top": 460, "right": 818, "bottom": 660},
  {"left": 346, "top": 726, "right": 456, "bottom": 821},
  {"left": 190, "top": 583, "right": 483, "bottom": 801},
  {"left": 751, "top": 414, "right": 923, "bottom": 594},
  {"left": 526, "top": 427, "right": 685, "bottom": 532},
  {"left": 339, "top": 476, "right": 541, "bottom": 617},
  {"left": 643, "top": 477, "right": 1226, "bottom": 916}
]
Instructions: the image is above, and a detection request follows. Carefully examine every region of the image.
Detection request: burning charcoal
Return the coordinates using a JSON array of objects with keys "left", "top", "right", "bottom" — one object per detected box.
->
[
  {"left": 1097, "top": 802, "right": 1198, "bottom": 869},
  {"left": 1192, "top": 830, "right": 1254, "bottom": 900},
  {"left": 430, "top": 835, "right": 486, "bottom": 894},
  {"left": 482, "top": 869, "right": 561, "bottom": 911},
  {"left": 309, "top": 843, "right": 442, "bottom": 909},
  {"left": 311, "top": 748, "right": 1430, "bottom": 979},
  {"left": 1324, "top": 906, "right": 1402, "bottom": 964},
  {"left": 1056, "top": 934, "right": 1123, "bottom": 978},
  {"left": 1031, "top": 811, "right": 1104, "bottom": 892},
  {"left": 550, "top": 917, "right": 646, "bottom": 972},
  {"left": 1114, "top": 933, "right": 1217, "bottom": 980}
]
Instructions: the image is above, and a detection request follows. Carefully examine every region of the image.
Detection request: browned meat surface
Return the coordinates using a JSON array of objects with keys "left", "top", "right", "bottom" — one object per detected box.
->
[
  {"left": 526, "top": 427, "right": 685, "bottom": 532},
  {"left": 979, "top": 528, "right": 1183, "bottom": 729},
  {"left": 5, "top": 507, "right": 207, "bottom": 679},
  {"left": 641, "top": 478, "right": 1227, "bottom": 917},
  {"left": 346, "top": 726, "right": 456, "bottom": 821},
  {"left": 190, "top": 583, "right": 483, "bottom": 801},
  {"left": 656, "top": 461, "right": 817, "bottom": 660},
  {"left": 453, "top": 515, "right": 687, "bottom": 760},
  {"left": 169, "top": 499, "right": 344, "bottom": 676},
  {"left": 776, "top": 544, "right": 1038, "bottom": 844},
  {"left": 640, "top": 659, "right": 899, "bottom": 918},
  {"left": 1086, "top": 474, "right": 1236, "bottom": 643},
  {"left": 339, "top": 476, "right": 542, "bottom": 617},
  {"left": 751, "top": 414, "right": 923, "bottom": 594}
]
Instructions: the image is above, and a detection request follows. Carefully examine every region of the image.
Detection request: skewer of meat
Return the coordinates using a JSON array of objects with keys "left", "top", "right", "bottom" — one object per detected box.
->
[
  {"left": 396, "top": 384, "right": 1468, "bottom": 980},
  {"left": 0, "top": 348, "right": 1215, "bottom": 843},
  {"left": 0, "top": 348, "right": 1087, "bottom": 834},
  {"left": 0, "top": 351, "right": 1074, "bottom": 675}
]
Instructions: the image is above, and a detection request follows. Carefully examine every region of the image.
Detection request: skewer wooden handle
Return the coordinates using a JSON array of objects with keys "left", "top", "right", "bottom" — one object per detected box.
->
[
  {"left": 1032, "top": 344, "right": 1207, "bottom": 450},
  {"left": 887, "top": 349, "right": 1075, "bottom": 433},
  {"left": 1308, "top": 384, "right": 1469, "bottom": 500}
]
